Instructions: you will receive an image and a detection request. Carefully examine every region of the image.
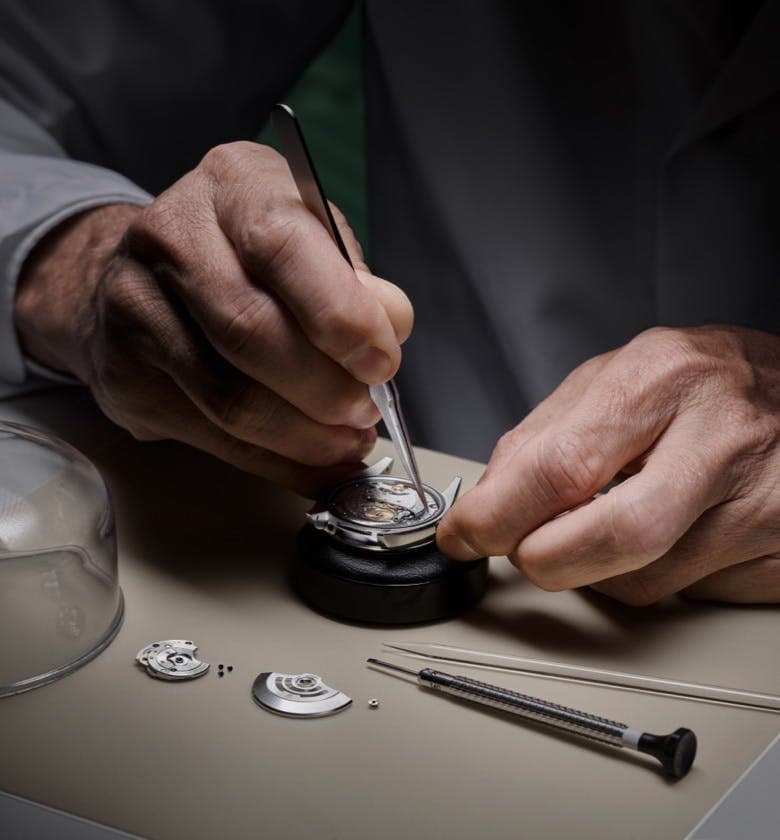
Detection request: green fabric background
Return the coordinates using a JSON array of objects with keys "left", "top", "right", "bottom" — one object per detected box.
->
[{"left": 256, "top": 7, "right": 368, "bottom": 255}]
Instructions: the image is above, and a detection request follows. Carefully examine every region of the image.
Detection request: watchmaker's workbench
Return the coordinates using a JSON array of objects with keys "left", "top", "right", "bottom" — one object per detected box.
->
[{"left": 1, "top": 390, "right": 778, "bottom": 839}]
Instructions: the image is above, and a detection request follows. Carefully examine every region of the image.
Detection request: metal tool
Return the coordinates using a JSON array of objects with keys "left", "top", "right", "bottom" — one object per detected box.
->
[
  {"left": 368, "top": 658, "right": 697, "bottom": 778},
  {"left": 382, "top": 640, "right": 780, "bottom": 714},
  {"left": 252, "top": 671, "right": 352, "bottom": 718},
  {"left": 271, "top": 103, "right": 427, "bottom": 510}
]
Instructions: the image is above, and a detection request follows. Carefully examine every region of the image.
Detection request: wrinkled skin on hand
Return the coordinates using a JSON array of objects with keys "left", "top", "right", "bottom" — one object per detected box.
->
[
  {"left": 438, "top": 326, "right": 780, "bottom": 605},
  {"left": 16, "top": 142, "right": 413, "bottom": 497}
]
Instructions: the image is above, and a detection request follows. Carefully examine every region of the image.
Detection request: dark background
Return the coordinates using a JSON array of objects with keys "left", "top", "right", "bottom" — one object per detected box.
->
[{"left": 256, "top": 6, "right": 368, "bottom": 254}]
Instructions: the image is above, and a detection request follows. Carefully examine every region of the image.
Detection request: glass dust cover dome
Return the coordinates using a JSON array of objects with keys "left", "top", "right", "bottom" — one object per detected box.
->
[{"left": 0, "top": 421, "right": 123, "bottom": 697}]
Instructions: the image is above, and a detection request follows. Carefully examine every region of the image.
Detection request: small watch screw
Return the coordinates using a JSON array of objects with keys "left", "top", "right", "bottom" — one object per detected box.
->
[{"left": 368, "top": 698, "right": 379, "bottom": 709}]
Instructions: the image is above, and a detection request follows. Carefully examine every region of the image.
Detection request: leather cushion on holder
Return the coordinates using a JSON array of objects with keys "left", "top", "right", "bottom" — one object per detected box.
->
[{"left": 294, "top": 525, "right": 488, "bottom": 625}]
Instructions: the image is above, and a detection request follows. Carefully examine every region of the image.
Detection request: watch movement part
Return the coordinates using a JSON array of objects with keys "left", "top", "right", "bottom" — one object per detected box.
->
[
  {"left": 252, "top": 671, "right": 352, "bottom": 718},
  {"left": 307, "top": 475, "right": 461, "bottom": 551},
  {"left": 135, "top": 640, "right": 209, "bottom": 681}
]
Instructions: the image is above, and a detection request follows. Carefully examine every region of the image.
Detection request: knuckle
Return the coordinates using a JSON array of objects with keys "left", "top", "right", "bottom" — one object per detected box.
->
[
  {"left": 633, "top": 326, "right": 696, "bottom": 354},
  {"left": 630, "top": 328, "right": 717, "bottom": 395},
  {"left": 607, "top": 492, "right": 676, "bottom": 563},
  {"left": 447, "top": 501, "right": 514, "bottom": 559},
  {"left": 204, "top": 381, "right": 270, "bottom": 437},
  {"left": 310, "top": 394, "right": 360, "bottom": 427},
  {"left": 97, "top": 271, "right": 175, "bottom": 358},
  {"left": 597, "top": 574, "right": 663, "bottom": 607},
  {"left": 126, "top": 424, "right": 162, "bottom": 443},
  {"left": 201, "top": 141, "right": 254, "bottom": 174},
  {"left": 246, "top": 391, "right": 283, "bottom": 440},
  {"left": 296, "top": 433, "right": 358, "bottom": 468},
  {"left": 213, "top": 292, "right": 278, "bottom": 358},
  {"left": 511, "top": 551, "right": 565, "bottom": 591},
  {"left": 89, "top": 363, "right": 129, "bottom": 416},
  {"left": 492, "top": 428, "right": 521, "bottom": 462},
  {"left": 94, "top": 352, "right": 129, "bottom": 397},
  {"left": 219, "top": 434, "right": 275, "bottom": 472},
  {"left": 628, "top": 327, "right": 736, "bottom": 396},
  {"left": 536, "top": 432, "right": 604, "bottom": 507},
  {"left": 312, "top": 297, "right": 378, "bottom": 359},
  {"left": 721, "top": 402, "right": 779, "bottom": 459},
  {"left": 99, "top": 268, "right": 146, "bottom": 323},
  {"left": 123, "top": 198, "right": 179, "bottom": 257},
  {"left": 239, "top": 206, "right": 298, "bottom": 270}
]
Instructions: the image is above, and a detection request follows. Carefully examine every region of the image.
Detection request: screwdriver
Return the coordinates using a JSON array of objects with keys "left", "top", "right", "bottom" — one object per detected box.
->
[{"left": 368, "top": 658, "right": 697, "bottom": 778}]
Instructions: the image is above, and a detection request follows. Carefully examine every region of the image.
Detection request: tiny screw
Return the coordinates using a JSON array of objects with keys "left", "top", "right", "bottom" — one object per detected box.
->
[
  {"left": 227, "top": 665, "right": 233, "bottom": 672},
  {"left": 368, "top": 699, "right": 379, "bottom": 709},
  {"left": 218, "top": 663, "right": 224, "bottom": 670}
]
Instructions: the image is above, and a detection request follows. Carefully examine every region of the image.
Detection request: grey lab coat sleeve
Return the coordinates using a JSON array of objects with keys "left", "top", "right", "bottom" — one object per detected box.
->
[{"left": 0, "top": 96, "right": 152, "bottom": 395}]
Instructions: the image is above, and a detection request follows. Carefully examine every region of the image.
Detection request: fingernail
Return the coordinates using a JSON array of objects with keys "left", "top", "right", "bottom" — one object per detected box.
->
[
  {"left": 437, "top": 533, "right": 481, "bottom": 561},
  {"left": 345, "top": 346, "right": 394, "bottom": 384}
]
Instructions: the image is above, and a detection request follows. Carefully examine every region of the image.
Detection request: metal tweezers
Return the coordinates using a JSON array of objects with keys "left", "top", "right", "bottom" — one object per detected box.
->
[{"left": 271, "top": 103, "right": 427, "bottom": 508}]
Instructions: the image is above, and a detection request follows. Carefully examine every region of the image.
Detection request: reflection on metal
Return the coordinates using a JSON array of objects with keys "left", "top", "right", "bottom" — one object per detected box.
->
[
  {"left": 368, "top": 658, "right": 698, "bottom": 779},
  {"left": 252, "top": 671, "right": 352, "bottom": 718},
  {"left": 307, "top": 475, "right": 461, "bottom": 551},
  {"left": 382, "top": 641, "right": 780, "bottom": 714},
  {"left": 135, "top": 640, "right": 210, "bottom": 681}
]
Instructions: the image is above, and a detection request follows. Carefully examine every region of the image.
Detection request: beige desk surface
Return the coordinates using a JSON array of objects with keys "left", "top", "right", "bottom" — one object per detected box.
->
[{"left": 1, "top": 390, "right": 778, "bottom": 840}]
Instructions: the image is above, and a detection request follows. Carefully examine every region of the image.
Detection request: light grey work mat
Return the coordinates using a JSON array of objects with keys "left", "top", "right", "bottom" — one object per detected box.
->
[
  {"left": 688, "top": 733, "right": 780, "bottom": 839},
  {"left": 0, "top": 389, "right": 779, "bottom": 840}
]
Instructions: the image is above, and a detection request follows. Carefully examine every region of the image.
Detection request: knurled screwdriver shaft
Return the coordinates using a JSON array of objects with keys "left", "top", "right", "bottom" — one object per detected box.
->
[{"left": 367, "top": 659, "right": 697, "bottom": 778}]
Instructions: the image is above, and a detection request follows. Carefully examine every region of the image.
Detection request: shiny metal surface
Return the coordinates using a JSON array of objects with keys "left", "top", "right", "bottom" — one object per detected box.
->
[
  {"left": 271, "top": 103, "right": 427, "bottom": 510},
  {"left": 368, "top": 657, "right": 626, "bottom": 746},
  {"left": 368, "top": 659, "right": 697, "bottom": 777},
  {"left": 307, "top": 475, "right": 461, "bottom": 551},
  {"left": 367, "top": 379, "right": 427, "bottom": 512},
  {"left": 381, "top": 641, "right": 780, "bottom": 714},
  {"left": 252, "top": 672, "right": 352, "bottom": 718},
  {"left": 135, "top": 640, "right": 209, "bottom": 681},
  {"left": 330, "top": 477, "right": 441, "bottom": 528}
]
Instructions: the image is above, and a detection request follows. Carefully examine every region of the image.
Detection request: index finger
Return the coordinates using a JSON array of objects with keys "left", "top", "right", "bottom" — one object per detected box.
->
[
  {"left": 210, "top": 145, "right": 402, "bottom": 385},
  {"left": 436, "top": 386, "right": 673, "bottom": 561}
]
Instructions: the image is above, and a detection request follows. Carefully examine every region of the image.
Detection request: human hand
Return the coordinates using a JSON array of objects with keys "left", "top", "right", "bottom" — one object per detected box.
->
[
  {"left": 437, "top": 326, "right": 780, "bottom": 604},
  {"left": 15, "top": 142, "right": 413, "bottom": 496}
]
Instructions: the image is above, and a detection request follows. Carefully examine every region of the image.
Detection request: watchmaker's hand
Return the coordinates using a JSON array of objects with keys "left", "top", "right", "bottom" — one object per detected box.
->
[
  {"left": 437, "top": 326, "right": 780, "bottom": 605},
  {"left": 15, "top": 142, "right": 413, "bottom": 496}
]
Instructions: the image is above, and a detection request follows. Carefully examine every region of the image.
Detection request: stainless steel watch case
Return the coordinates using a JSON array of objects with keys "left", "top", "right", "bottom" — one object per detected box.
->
[{"left": 306, "top": 457, "right": 461, "bottom": 552}]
